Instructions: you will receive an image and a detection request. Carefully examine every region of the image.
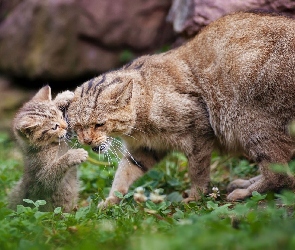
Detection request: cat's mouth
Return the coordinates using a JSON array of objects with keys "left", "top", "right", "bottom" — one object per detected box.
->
[{"left": 92, "top": 142, "right": 110, "bottom": 153}]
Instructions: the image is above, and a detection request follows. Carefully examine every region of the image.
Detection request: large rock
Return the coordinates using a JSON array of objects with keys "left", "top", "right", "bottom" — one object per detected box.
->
[
  {"left": 168, "top": 0, "right": 295, "bottom": 36},
  {"left": 0, "top": 77, "right": 33, "bottom": 131},
  {"left": 0, "top": 0, "right": 174, "bottom": 81},
  {"left": 0, "top": 0, "right": 22, "bottom": 22}
]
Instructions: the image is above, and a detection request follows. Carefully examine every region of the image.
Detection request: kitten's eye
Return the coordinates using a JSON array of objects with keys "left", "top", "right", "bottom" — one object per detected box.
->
[
  {"left": 95, "top": 123, "right": 105, "bottom": 129},
  {"left": 52, "top": 124, "right": 59, "bottom": 130}
]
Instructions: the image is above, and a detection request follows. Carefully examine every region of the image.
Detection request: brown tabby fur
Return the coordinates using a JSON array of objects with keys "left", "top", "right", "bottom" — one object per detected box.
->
[
  {"left": 8, "top": 86, "right": 88, "bottom": 212},
  {"left": 68, "top": 12, "right": 295, "bottom": 206}
]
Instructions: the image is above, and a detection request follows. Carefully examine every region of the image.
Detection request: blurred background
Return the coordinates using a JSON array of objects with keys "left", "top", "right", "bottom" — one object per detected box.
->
[{"left": 1, "top": 0, "right": 295, "bottom": 131}]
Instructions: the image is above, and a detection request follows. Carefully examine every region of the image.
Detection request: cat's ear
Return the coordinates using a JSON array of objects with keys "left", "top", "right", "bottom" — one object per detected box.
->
[
  {"left": 113, "top": 80, "right": 133, "bottom": 106},
  {"left": 32, "top": 85, "right": 52, "bottom": 101}
]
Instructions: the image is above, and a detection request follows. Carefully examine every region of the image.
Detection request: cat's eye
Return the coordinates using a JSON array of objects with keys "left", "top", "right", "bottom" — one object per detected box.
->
[
  {"left": 52, "top": 124, "right": 59, "bottom": 130},
  {"left": 95, "top": 122, "right": 105, "bottom": 129}
]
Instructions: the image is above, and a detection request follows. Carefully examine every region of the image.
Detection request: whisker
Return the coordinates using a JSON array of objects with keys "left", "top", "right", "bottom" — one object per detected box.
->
[
  {"left": 108, "top": 145, "right": 121, "bottom": 163},
  {"left": 62, "top": 138, "right": 69, "bottom": 146},
  {"left": 99, "top": 146, "right": 101, "bottom": 159},
  {"left": 111, "top": 138, "right": 125, "bottom": 147},
  {"left": 111, "top": 141, "right": 143, "bottom": 169},
  {"left": 104, "top": 138, "right": 120, "bottom": 166},
  {"left": 126, "top": 125, "right": 146, "bottom": 134},
  {"left": 123, "top": 133, "right": 138, "bottom": 141},
  {"left": 105, "top": 152, "right": 113, "bottom": 167},
  {"left": 74, "top": 142, "right": 81, "bottom": 149}
]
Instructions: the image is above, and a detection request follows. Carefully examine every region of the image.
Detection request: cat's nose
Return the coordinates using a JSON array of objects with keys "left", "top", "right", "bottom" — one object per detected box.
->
[{"left": 84, "top": 138, "right": 92, "bottom": 145}]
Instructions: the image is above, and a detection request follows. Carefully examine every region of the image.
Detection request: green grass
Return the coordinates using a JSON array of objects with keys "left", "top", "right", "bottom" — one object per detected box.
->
[{"left": 1, "top": 131, "right": 295, "bottom": 250}]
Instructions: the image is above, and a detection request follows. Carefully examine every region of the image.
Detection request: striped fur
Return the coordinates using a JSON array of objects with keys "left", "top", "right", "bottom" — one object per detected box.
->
[
  {"left": 8, "top": 86, "right": 88, "bottom": 212},
  {"left": 68, "top": 12, "right": 295, "bottom": 206}
]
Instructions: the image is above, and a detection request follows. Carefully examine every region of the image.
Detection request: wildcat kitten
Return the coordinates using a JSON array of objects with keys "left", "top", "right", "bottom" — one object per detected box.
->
[
  {"left": 8, "top": 86, "right": 88, "bottom": 212},
  {"left": 68, "top": 12, "right": 295, "bottom": 207}
]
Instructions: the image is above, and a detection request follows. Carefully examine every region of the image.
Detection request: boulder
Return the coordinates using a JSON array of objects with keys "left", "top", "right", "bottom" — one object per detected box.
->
[
  {"left": 167, "top": 0, "right": 295, "bottom": 36},
  {"left": 0, "top": 0, "right": 174, "bottom": 81}
]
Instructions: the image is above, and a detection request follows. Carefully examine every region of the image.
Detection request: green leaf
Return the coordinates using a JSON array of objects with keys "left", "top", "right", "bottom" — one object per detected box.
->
[
  {"left": 146, "top": 200, "right": 157, "bottom": 210},
  {"left": 23, "top": 199, "right": 35, "bottom": 205},
  {"left": 157, "top": 201, "right": 171, "bottom": 211},
  {"left": 167, "top": 192, "right": 183, "bottom": 202},
  {"left": 35, "top": 200, "right": 46, "bottom": 206},
  {"left": 207, "top": 201, "right": 219, "bottom": 210},
  {"left": 173, "top": 208, "right": 185, "bottom": 220},
  {"left": 34, "top": 211, "right": 50, "bottom": 220},
  {"left": 16, "top": 205, "right": 31, "bottom": 214},
  {"left": 124, "top": 191, "right": 134, "bottom": 199},
  {"left": 251, "top": 191, "right": 267, "bottom": 201},
  {"left": 270, "top": 163, "right": 290, "bottom": 174},
  {"left": 275, "top": 190, "right": 295, "bottom": 205},
  {"left": 114, "top": 191, "right": 124, "bottom": 199},
  {"left": 54, "top": 207, "right": 62, "bottom": 214},
  {"left": 147, "top": 170, "right": 164, "bottom": 180}
]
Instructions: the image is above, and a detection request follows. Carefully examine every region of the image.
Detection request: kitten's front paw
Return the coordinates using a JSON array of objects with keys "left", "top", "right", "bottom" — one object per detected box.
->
[
  {"left": 68, "top": 148, "right": 88, "bottom": 165},
  {"left": 97, "top": 196, "right": 120, "bottom": 209},
  {"left": 54, "top": 91, "right": 74, "bottom": 109}
]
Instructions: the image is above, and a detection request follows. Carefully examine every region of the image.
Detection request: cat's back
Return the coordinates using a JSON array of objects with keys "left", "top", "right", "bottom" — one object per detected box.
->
[
  {"left": 176, "top": 12, "right": 295, "bottom": 116},
  {"left": 187, "top": 12, "right": 295, "bottom": 52}
]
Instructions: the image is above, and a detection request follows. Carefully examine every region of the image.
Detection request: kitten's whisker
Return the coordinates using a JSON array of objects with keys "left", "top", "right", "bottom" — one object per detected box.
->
[{"left": 99, "top": 146, "right": 101, "bottom": 159}]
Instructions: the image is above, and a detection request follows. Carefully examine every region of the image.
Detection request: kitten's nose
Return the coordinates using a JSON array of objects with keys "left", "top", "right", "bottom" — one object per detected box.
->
[
  {"left": 60, "top": 121, "right": 68, "bottom": 130},
  {"left": 84, "top": 138, "right": 92, "bottom": 145}
]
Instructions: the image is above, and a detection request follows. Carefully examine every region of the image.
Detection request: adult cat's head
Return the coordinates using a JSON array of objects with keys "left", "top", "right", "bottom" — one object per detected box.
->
[
  {"left": 14, "top": 86, "right": 68, "bottom": 147},
  {"left": 68, "top": 71, "right": 136, "bottom": 152}
]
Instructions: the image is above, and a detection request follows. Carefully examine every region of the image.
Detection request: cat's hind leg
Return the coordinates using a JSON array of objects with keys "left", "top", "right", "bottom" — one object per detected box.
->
[
  {"left": 227, "top": 125, "right": 295, "bottom": 201},
  {"left": 227, "top": 165, "right": 295, "bottom": 201},
  {"left": 227, "top": 175, "right": 262, "bottom": 193}
]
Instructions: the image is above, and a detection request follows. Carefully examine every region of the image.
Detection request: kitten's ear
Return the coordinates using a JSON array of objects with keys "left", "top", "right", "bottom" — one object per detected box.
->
[
  {"left": 113, "top": 80, "right": 133, "bottom": 106},
  {"left": 15, "top": 118, "right": 41, "bottom": 135},
  {"left": 32, "top": 85, "right": 52, "bottom": 101}
]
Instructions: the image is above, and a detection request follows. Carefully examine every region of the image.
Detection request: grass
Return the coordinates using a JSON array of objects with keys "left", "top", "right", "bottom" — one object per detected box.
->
[{"left": 1, "top": 131, "right": 295, "bottom": 250}]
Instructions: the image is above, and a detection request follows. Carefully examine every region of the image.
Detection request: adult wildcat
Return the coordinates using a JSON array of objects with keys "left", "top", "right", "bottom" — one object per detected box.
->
[
  {"left": 8, "top": 86, "right": 88, "bottom": 212},
  {"left": 68, "top": 12, "right": 295, "bottom": 206}
]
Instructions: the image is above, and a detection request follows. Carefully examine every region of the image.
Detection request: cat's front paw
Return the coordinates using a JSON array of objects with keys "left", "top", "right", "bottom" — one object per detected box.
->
[
  {"left": 97, "top": 196, "right": 120, "bottom": 209},
  {"left": 181, "top": 191, "right": 201, "bottom": 203},
  {"left": 68, "top": 148, "right": 88, "bottom": 165},
  {"left": 54, "top": 90, "right": 75, "bottom": 109},
  {"left": 182, "top": 197, "right": 198, "bottom": 204}
]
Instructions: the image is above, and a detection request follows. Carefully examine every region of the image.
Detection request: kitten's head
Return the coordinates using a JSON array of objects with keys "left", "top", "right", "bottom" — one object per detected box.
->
[
  {"left": 68, "top": 71, "right": 136, "bottom": 152},
  {"left": 14, "top": 86, "right": 68, "bottom": 147}
]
